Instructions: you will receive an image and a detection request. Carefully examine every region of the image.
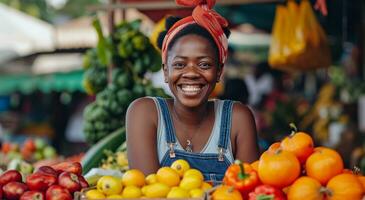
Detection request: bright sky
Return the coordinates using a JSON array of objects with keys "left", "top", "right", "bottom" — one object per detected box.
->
[{"left": 46, "top": 0, "right": 67, "bottom": 9}]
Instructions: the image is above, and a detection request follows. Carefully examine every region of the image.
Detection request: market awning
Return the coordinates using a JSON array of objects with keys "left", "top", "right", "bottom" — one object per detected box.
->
[
  {"left": 0, "top": 70, "right": 84, "bottom": 95},
  {"left": 0, "top": 3, "right": 55, "bottom": 64}
]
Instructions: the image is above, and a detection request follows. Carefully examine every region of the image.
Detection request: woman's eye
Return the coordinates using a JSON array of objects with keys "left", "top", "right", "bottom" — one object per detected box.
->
[
  {"left": 172, "top": 62, "right": 185, "bottom": 68},
  {"left": 199, "top": 62, "right": 212, "bottom": 69}
]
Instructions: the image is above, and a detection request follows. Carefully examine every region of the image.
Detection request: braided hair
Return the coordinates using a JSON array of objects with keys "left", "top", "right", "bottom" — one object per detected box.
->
[{"left": 157, "top": 16, "right": 231, "bottom": 64}]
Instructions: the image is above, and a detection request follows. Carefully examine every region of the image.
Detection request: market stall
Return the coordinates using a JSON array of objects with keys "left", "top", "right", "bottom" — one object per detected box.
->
[{"left": 0, "top": 0, "right": 364, "bottom": 199}]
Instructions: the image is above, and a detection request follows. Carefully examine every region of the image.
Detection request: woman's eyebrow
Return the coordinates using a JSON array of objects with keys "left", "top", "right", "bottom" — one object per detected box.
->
[{"left": 173, "top": 56, "right": 212, "bottom": 59}]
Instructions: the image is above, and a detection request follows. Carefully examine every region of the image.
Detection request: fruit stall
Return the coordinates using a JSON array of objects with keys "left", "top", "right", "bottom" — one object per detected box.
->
[{"left": 0, "top": 0, "right": 364, "bottom": 199}]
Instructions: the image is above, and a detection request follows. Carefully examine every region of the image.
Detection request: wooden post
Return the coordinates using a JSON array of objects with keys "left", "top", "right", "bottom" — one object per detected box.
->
[{"left": 107, "top": 0, "right": 116, "bottom": 84}]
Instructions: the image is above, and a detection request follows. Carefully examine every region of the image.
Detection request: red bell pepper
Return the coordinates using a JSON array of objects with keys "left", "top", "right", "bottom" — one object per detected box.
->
[
  {"left": 248, "top": 184, "right": 286, "bottom": 200},
  {"left": 223, "top": 160, "right": 260, "bottom": 194},
  {"left": 51, "top": 162, "right": 82, "bottom": 176}
]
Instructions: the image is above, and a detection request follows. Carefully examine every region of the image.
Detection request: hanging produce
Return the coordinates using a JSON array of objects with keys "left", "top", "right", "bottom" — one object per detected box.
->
[{"left": 82, "top": 18, "right": 168, "bottom": 144}]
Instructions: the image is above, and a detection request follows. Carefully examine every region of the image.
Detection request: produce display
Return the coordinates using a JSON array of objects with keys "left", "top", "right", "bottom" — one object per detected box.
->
[
  {"left": 213, "top": 124, "right": 365, "bottom": 200},
  {"left": 81, "top": 159, "right": 212, "bottom": 199},
  {"left": 82, "top": 18, "right": 167, "bottom": 144},
  {"left": 1, "top": 138, "right": 57, "bottom": 162},
  {"left": 0, "top": 161, "right": 88, "bottom": 200}
]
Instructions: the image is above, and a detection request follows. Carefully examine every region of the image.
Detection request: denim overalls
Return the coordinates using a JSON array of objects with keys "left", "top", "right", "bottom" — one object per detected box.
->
[{"left": 154, "top": 97, "right": 234, "bottom": 183}]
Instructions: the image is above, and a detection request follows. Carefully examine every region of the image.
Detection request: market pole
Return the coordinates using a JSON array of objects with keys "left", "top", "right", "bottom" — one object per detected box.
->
[{"left": 108, "top": 0, "right": 116, "bottom": 84}]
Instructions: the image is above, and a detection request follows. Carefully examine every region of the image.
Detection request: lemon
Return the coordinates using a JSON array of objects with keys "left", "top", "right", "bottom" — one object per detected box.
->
[
  {"left": 122, "top": 169, "right": 145, "bottom": 187},
  {"left": 156, "top": 167, "right": 180, "bottom": 187},
  {"left": 171, "top": 159, "right": 190, "bottom": 177},
  {"left": 145, "top": 173, "right": 157, "bottom": 185},
  {"left": 86, "top": 189, "right": 106, "bottom": 199},
  {"left": 141, "top": 185, "right": 148, "bottom": 195},
  {"left": 107, "top": 194, "right": 124, "bottom": 199},
  {"left": 97, "top": 176, "right": 123, "bottom": 195},
  {"left": 144, "top": 183, "right": 171, "bottom": 198},
  {"left": 190, "top": 188, "right": 205, "bottom": 198},
  {"left": 122, "top": 185, "right": 143, "bottom": 198},
  {"left": 184, "top": 169, "right": 204, "bottom": 181},
  {"left": 167, "top": 187, "right": 190, "bottom": 198},
  {"left": 180, "top": 175, "right": 202, "bottom": 191},
  {"left": 201, "top": 182, "right": 213, "bottom": 191}
]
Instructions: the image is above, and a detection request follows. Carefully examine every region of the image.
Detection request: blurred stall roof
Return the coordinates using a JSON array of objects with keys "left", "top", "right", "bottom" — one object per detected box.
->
[
  {"left": 54, "top": 9, "right": 154, "bottom": 49},
  {"left": 0, "top": 70, "right": 84, "bottom": 95},
  {"left": 32, "top": 53, "right": 83, "bottom": 74},
  {"left": 0, "top": 3, "right": 55, "bottom": 64}
]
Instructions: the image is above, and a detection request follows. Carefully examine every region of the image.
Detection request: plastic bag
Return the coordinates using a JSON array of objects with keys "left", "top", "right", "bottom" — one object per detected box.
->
[{"left": 269, "top": 0, "right": 331, "bottom": 71}]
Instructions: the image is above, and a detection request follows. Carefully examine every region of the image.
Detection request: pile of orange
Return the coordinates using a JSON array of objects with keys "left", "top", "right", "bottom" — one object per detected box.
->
[{"left": 248, "top": 124, "right": 365, "bottom": 200}]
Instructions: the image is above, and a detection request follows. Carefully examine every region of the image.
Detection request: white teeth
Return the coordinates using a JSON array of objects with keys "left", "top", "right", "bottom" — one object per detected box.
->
[{"left": 181, "top": 85, "right": 202, "bottom": 93}]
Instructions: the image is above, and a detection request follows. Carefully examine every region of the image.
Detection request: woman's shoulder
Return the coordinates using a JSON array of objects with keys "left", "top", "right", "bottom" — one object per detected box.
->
[
  {"left": 127, "top": 97, "right": 158, "bottom": 119},
  {"left": 230, "top": 101, "right": 255, "bottom": 130}
]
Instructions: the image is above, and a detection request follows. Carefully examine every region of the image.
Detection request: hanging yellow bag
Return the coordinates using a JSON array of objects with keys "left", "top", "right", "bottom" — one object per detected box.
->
[
  {"left": 268, "top": 5, "right": 288, "bottom": 67},
  {"left": 269, "top": 0, "right": 331, "bottom": 71}
]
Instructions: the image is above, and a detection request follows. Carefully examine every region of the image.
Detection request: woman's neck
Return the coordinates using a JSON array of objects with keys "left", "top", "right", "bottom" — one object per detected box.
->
[{"left": 171, "top": 100, "right": 211, "bottom": 127}]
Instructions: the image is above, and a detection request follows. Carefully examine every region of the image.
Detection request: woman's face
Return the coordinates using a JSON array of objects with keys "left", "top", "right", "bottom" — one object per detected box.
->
[{"left": 163, "top": 34, "right": 222, "bottom": 108}]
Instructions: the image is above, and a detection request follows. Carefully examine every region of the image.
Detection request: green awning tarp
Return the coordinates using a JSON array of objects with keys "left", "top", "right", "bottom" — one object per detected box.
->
[{"left": 0, "top": 70, "right": 84, "bottom": 95}]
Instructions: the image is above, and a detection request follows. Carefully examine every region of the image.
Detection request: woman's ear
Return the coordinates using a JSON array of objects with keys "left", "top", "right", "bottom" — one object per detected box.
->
[
  {"left": 162, "top": 64, "right": 168, "bottom": 83},
  {"left": 217, "top": 64, "right": 224, "bottom": 82}
]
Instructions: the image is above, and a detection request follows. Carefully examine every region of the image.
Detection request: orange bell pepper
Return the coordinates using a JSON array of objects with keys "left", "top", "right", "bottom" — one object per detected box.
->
[{"left": 223, "top": 160, "right": 260, "bottom": 194}]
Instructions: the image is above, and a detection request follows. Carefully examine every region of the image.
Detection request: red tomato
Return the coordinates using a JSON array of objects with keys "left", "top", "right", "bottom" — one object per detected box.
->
[
  {"left": 20, "top": 191, "right": 45, "bottom": 200},
  {"left": 26, "top": 173, "right": 57, "bottom": 191},
  {"left": 58, "top": 172, "right": 82, "bottom": 194},
  {"left": 0, "top": 170, "right": 22, "bottom": 186},
  {"left": 3, "top": 182, "right": 28, "bottom": 200},
  {"left": 45, "top": 185, "right": 72, "bottom": 200}
]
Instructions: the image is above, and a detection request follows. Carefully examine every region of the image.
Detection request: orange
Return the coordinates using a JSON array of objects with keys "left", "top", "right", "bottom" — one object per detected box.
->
[{"left": 122, "top": 169, "right": 145, "bottom": 187}]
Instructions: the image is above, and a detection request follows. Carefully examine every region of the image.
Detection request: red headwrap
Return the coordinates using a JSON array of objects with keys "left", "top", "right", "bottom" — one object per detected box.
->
[{"left": 161, "top": 0, "right": 229, "bottom": 64}]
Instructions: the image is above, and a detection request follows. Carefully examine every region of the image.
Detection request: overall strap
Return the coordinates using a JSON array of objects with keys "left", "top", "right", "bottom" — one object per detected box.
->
[
  {"left": 217, "top": 100, "right": 234, "bottom": 161},
  {"left": 156, "top": 97, "right": 176, "bottom": 158}
]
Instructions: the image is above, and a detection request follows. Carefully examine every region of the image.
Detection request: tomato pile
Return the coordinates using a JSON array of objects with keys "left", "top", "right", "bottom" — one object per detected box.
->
[
  {"left": 85, "top": 159, "right": 212, "bottom": 199},
  {"left": 214, "top": 124, "right": 365, "bottom": 200},
  {"left": 0, "top": 161, "right": 88, "bottom": 200}
]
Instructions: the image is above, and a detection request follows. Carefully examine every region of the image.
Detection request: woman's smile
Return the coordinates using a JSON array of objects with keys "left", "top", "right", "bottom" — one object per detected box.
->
[{"left": 178, "top": 84, "right": 206, "bottom": 96}]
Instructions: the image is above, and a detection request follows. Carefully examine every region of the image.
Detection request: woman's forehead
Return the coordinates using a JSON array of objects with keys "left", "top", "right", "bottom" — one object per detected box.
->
[{"left": 169, "top": 34, "right": 216, "bottom": 58}]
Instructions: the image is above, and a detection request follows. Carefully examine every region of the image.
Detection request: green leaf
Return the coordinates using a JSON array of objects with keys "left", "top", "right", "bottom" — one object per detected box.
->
[{"left": 92, "top": 17, "right": 112, "bottom": 66}]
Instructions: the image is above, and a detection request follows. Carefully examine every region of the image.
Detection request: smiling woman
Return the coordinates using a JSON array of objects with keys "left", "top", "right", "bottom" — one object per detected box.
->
[{"left": 126, "top": 0, "right": 259, "bottom": 182}]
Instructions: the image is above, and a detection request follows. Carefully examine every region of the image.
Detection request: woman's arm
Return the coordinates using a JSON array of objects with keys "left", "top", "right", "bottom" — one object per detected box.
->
[
  {"left": 232, "top": 102, "right": 260, "bottom": 163},
  {"left": 126, "top": 97, "right": 160, "bottom": 175}
]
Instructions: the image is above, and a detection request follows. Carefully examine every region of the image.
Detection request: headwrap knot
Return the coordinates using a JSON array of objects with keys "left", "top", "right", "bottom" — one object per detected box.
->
[{"left": 162, "top": 0, "right": 229, "bottom": 64}]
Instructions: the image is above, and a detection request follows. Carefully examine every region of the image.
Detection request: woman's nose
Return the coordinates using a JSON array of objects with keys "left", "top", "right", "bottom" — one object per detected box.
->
[{"left": 182, "top": 63, "right": 200, "bottom": 78}]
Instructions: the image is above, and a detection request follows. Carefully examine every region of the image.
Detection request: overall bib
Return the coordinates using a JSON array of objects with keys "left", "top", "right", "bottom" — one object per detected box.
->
[{"left": 154, "top": 97, "right": 234, "bottom": 183}]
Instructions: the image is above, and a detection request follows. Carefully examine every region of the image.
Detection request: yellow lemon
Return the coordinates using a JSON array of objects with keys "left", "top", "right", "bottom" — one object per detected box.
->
[
  {"left": 86, "top": 189, "right": 106, "bottom": 199},
  {"left": 156, "top": 167, "right": 180, "bottom": 187},
  {"left": 201, "top": 182, "right": 213, "bottom": 191},
  {"left": 144, "top": 183, "right": 171, "bottom": 198},
  {"left": 184, "top": 169, "right": 204, "bottom": 181},
  {"left": 107, "top": 194, "right": 124, "bottom": 199},
  {"left": 145, "top": 173, "right": 157, "bottom": 185},
  {"left": 190, "top": 188, "right": 205, "bottom": 198},
  {"left": 171, "top": 159, "right": 190, "bottom": 177},
  {"left": 97, "top": 176, "right": 123, "bottom": 195},
  {"left": 167, "top": 187, "right": 190, "bottom": 198},
  {"left": 122, "top": 169, "right": 145, "bottom": 187},
  {"left": 180, "top": 175, "right": 202, "bottom": 191},
  {"left": 122, "top": 185, "right": 142, "bottom": 198},
  {"left": 141, "top": 185, "right": 148, "bottom": 195}
]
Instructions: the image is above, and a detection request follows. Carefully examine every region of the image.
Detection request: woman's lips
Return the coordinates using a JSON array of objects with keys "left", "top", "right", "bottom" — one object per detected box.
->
[{"left": 178, "top": 84, "right": 205, "bottom": 96}]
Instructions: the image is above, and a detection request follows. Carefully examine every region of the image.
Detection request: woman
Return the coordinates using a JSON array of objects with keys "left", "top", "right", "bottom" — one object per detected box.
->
[{"left": 126, "top": 0, "right": 259, "bottom": 182}]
